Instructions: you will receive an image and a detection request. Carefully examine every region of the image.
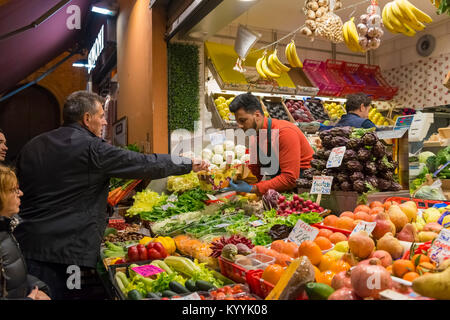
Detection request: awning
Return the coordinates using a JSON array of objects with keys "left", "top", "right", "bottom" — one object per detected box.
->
[{"left": 0, "top": 0, "right": 91, "bottom": 95}]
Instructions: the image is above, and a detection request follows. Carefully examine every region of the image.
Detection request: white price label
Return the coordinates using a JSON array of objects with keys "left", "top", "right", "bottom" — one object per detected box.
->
[
  {"left": 310, "top": 176, "right": 333, "bottom": 195},
  {"left": 326, "top": 147, "right": 346, "bottom": 168},
  {"left": 168, "top": 194, "right": 178, "bottom": 202},
  {"left": 376, "top": 128, "right": 408, "bottom": 140},
  {"left": 161, "top": 203, "right": 176, "bottom": 211},
  {"left": 429, "top": 229, "right": 450, "bottom": 265},
  {"left": 288, "top": 219, "right": 319, "bottom": 246},
  {"left": 350, "top": 221, "right": 377, "bottom": 237},
  {"left": 172, "top": 292, "right": 201, "bottom": 300},
  {"left": 216, "top": 223, "right": 231, "bottom": 229},
  {"left": 250, "top": 220, "right": 265, "bottom": 227},
  {"left": 206, "top": 194, "right": 218, "bottom": 201},
  {"left": 210, "top": 132, "right": 226, "bottom": 145}
]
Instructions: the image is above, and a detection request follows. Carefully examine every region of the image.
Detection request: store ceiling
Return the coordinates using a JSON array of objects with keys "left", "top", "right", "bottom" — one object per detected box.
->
[
  {"left": 222, "top": 0, "right": 448, "bottom": 41},
  {"left": 0, "top": 0, "right": 91, "bottom": 96}
]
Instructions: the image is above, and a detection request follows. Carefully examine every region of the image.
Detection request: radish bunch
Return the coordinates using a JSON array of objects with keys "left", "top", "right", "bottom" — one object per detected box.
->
[{"left": 276, "top": 194, "right": 323, "bottom": 216}]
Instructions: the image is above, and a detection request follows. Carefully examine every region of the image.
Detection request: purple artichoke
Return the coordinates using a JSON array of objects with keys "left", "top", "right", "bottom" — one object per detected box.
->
[
  {"left": 365, "top": 162, "right": 377, "bottom": 175},
  {"left": 353, "top": 180, "right": 366, "bottom": 193},
  {"left": 340, "top": 181, "right": 353, "bottom": 191},
  {"left": 350, "top": 172, "right": 365, "bottom": 182},
  {"left": 347, "top": 138, "right": 361, "bottom": 150},
  {"left": 362, "top": 132, "right": 378, "bottom": 146},
  {"left": 373, "top": 141, "right": 386, "bottom": 158},
  {"left": 345, "top": 160, "right": 363, "bottom": 172},
  {"left": 331, "top": 136, "right": 350, "bottom": 147},
  {"left": 357, "top": 148, "right": 371, "bottom": 162},
  {"left": 343, "top": 149, "right": 358, "bottom": 162},
  {"left": 311, "top": 159, "right": 326, "bottom": 171},
  {"left": 366, "top": 176, "right": 379, "bottom": 189},
  {"left": 377, "top": 178, "right": 392, "bottom": 191},
  {"left": 389, "top": 182, "right": 402, "bottom": 191}
]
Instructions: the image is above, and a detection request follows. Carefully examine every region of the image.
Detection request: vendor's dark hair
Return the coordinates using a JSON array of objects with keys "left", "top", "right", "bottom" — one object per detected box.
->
[
  {"left": 63, "top": 91, "right": 105, "bottom": 124},
  {"left": 345, "top": 92, "right": 372, "bottom": 112},
  {"left": 229, "top": 93, "right": 264, "bottom": 114}
]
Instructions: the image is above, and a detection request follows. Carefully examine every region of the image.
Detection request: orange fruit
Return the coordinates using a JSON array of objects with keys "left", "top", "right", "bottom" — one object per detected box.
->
[
  {"left": 336, "top": 217, "right": 355, "bottom": 230},
  {"left": 403, "top": 272, "right": 420, "bottom": 282},
  {"left": 369, "top": 207, "right": 384, "bottom": 216},
  {"left": 416, "top": 262, "right": 435, "bottom": 275},
  {"left": 340, "top": 211, "right": 354, "bottom": 219},
  {"left": 323, "top": 215, "right": 339, "bottom": 227},
  {"left": 318, "top": 254, "right": 335, "bottom": 272},
  {"left": 262, "top": 264, "right": 285, "bottom": 285},
  {"left": 270, "top": 240, "right": 285, "bottom": 252},
  {"left": 354, "top": 211, "right": 371, "bottom": 222},
  {"left": 392, "top": 259, "right": 415, "bottom": 278},
  {"left": 314, "top": 236, "right": 333, "bottom": 250},
  {"left": 313, "top": 266, "right": 321, "bottom": 282},
  {"left": 354, "top": 205, "right": 371, "bottom": 214},
  {"left": 329, "top": 232, "right": 347, "bottom": 244},
  {"left": 298, "top": 240, "right": 323, "bottom": 265},
  {"left": 411, "top": 254, "right": 431, "bottom": 266},
  {"left": 317, "top": 270, "right": 335, "bottom": 286},
  {"left": 330, "top": 260, "right": 351, "bottom": 273},
  {"left": 274, "top": 252, "right": 293, "bottom": 267},
  {"left": 369, "top": 201, "right": 384, "bottom": 209},
  {"left": 317, "top": 228, "right": 333, "bottom": 239}
]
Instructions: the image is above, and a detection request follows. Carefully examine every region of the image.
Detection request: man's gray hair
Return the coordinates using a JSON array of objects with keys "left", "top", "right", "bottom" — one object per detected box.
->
[{"left": 63, "top": 91, "right": 105, "bottom": 124}]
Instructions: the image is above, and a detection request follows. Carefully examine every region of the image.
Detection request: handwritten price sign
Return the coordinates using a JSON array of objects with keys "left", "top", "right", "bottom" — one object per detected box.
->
[
  {"left": 326, "top": 147, "right": 346, "bottom": 168},
  {"left": 310, "top": 176, "right": 333, "bottom": 195},
  {"left": 429, "top": 229, "right": 450, "bottom": 265},
  {"left": 288, "top": 219, "right": 319, "bottom": 246},
  {"left": 131, "top": 265, "right": 165, "bottom": 277},
  {"left": 350, "top": 221, "right": 377, "bottom": 237}
]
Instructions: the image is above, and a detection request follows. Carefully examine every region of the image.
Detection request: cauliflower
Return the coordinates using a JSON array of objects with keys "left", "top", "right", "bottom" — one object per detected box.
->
[
  {"left": 202, "top": 148, "right": 213, "bottom": 161},
  {"left": 223, "top": 140, "right": 235, "bottom": 151},
  {"left": 235, "top": 145, "right": 246, "bottom": 158},
  {"left": 240, "top": 154, "right": 251, "bottom": 163},
  {"left": 232, "top": 159, "right": 242, "bottom": 166},
  {"left": 213, "top": 144, "right": 224, "bottom": 155},
  {"left": 211, "top": 154, "right": 224, "bottom": 165}
]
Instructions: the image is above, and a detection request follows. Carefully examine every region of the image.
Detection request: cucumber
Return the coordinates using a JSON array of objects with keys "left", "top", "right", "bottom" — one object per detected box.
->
[
  {"left": 146, "top": 292, "right": 161, "bottom": 299},
  {"left": 116, "top": 271, "right": 130, "bottom": 288},
  {"left": 195, "top": 280, "right": 216, "bottom": 291},
  {"left": 114, "top": 274, "right": 126, "bottom": 294},
  {"left": 169, "top": 281, "right": 190, "bottom": 294},
  {"left": 162, "top": 290, "right": 177, "bottom": 298},
  {"left": 128, "top": 289, "right": 144, "bottom": 300},
  {"left": 185, "top": 279, "right": 197, "bottom": 292},
  {"left": 305, "top": 282, "right": 335, "bottom": 300}
]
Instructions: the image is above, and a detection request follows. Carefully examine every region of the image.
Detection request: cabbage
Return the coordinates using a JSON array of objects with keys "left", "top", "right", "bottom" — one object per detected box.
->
[
  {"left": 167, "top": 171, "right": 200, "bottom": 193},
  {"left": 418, "top": 151, "right": 435, "bottom": 164},
  {"left": 126, "top": 189, "right": 167, "bottom": 216},
  {"left": 213, "top": 144, "right": 224, "bottom": 155}
]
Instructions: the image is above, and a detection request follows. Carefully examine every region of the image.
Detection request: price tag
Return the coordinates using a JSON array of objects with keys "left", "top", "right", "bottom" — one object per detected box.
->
[
  {"left": 216, "top": 223, "right": 231, "bottom": 228},
  {"left": 168, "top": 194, "right": 178, "bottom": 202},
  {"left": 210, "top": 132, "right": 226, "bottom": 146},
  {"left": 310, "top": 176, "right": 333, "bottom": 195},
  {"left": 161, "top": 203, "right": 176, "bottom": 211},
  {"left": 326, "top": 146, "right": 346, "bottom": 168},
  {"left": 288, "top": 219, "right": 319, "bottom": 246},
  {"left": 250, "top": 220, "right": 265, "bottom": 227},
  {"left": 376, "top": 128, "right": 408, "bottom": 140},
  {"left": 206, "top": 194, "right": 218, "bottom": 201},
  {"left": 350, "top": 221, "right": 377, "bottom": 237},
  {"left": 172, "top": 292, "right": 201, "bottom": 300},
  {"left": 429, "top": 229, "right": 450, "bottom": 265},
  {"left": 131, "top": 265, "right": 164, "bottom": 277}
]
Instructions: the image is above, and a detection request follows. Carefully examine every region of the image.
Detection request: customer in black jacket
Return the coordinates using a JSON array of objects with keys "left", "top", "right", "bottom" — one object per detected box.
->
[
  {"left": 0, "top": 166, "right": 51, "bottom": 300},
  {"left": 14, "top": 91, "right": 208, "bottom": 300}
]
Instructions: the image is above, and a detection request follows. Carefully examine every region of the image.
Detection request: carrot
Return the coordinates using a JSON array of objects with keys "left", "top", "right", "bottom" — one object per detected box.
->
[{"left": 110, "top": 179, "right": 143, "bottom": 206}]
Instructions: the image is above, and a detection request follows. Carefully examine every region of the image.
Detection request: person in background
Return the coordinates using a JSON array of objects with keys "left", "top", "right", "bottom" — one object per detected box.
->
[
  {"left": 0, "top": 129, "right": 7, "bottom": 162},
  {"left": 224, "top": 93, "right": 314, "bottom": 195},
  {"left": 0, "top": 166, "right": 51, "bottom": 300},
  {"left": 14, "top": 91, "right": 208, "bottom": 300},
  {"left": 335, "top": 92, "right": 376, "bottom": 129}
]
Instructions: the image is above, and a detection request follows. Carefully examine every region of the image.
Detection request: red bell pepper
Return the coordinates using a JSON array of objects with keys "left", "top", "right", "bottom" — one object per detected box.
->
[
  {"left": 146, "top": 242, "right": 168, "bottom": 259},
  {"left": 127, "top": 246, "right": 139, "bottom": 262},
  {"left": 137, "top": 244, "right": 148, "bottom": 261}
]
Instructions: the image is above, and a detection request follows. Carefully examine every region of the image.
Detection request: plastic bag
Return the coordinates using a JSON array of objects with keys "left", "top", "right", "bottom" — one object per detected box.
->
[
  {"left": 414, "top": 179, "right": 447, "bottom": 201},
  {"left": 356, "top": 1, "right": 383, "bottom": 51},
  {"left": 314, "top": 4, "right": 344, "bottom": 43}
]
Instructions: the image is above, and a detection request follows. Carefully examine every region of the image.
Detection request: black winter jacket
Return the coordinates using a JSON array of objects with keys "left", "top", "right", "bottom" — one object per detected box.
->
[
  {"left": 0, "top": 216, "right": 50, "bottom": 299},
  {"left": 14, "top": 123, "right": 192, "bottom": 268}
]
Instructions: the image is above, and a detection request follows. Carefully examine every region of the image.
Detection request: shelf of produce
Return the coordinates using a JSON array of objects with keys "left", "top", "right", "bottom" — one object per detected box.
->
[
  {"left": 209, "top": 96, "right": 239, "bottom": 130},
  {"left": 260, "top": 97, "right": 293, "bottom": 122},
  {"left": 207, "top": 92, "right": 235, "bottom": 113}
]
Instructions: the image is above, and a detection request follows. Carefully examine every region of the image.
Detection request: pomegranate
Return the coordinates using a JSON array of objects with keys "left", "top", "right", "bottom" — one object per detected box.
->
[
  {"left": 331, "top": 270, "right": 352, "bottom": 290},
  {"left": 328, "top": 287, "right": 360, "bottom": 300},
  {"left": 370, "top": 250, "right": 393, "bottom": 268},
  {"left": 351, "top": 260, "right": 392, "bottom": 299}
]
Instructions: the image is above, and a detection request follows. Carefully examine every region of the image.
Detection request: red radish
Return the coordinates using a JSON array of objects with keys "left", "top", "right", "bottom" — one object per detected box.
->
[
  {"left": 298, "top": 197, "right": 304, "bottom": 202},
  {"left": 278, "top": 196, "right": 286, "bottom": 202},
  {"left": 308, "top": 205, "right": 315, "bottom": 210},
  {"left": 302, "top": 208, "right": 310, "bottom": 213},
  {"left": 319, "top": 207, "right": 324, "bottom": 212},
  {"left": 305, "top": 200, "right": 313, "bottom": 206},
  {"left": 293, "top": 194, "right": 300, "bottom": 201}
]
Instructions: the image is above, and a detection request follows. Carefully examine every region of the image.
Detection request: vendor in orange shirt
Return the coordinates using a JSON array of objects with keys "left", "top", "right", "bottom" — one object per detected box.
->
[{"left": 224, "top": 93, "right": 314, "bottom": 195}]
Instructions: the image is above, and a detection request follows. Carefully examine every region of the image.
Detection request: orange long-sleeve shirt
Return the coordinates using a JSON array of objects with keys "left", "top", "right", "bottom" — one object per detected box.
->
[{"left": 248, "top": 117, "right": 314, "bottom": 195}]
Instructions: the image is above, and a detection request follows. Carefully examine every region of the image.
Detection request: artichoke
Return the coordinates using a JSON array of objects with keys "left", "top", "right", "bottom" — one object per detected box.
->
[
  {"left": 343, "top": 150, "right": 358, "bottom": 162},
  {"left": 311, "top": 159, "right": 326, "bottom": 171},
  {"left": 377, "top": 178, "right": 392, "bottom": 191},
  {"left": 340, "top": 181, "right": 353, "bottom": 191},
  {"left": 364, "top": 162, "right": 377, "bottom": 175},
  {"left": 302, "top": 168, "right": 318, "bottom": 180},
  {"left": 297, "top": 178, "right": 312, "bottom": 189},
  {"left": 345, "top": 160, "right": 363, "bottom": 172},
  {"left": 322, "top": 135, "right": 334, "bottom": 149},
  {"left": 315, "top": 149, "right": 328, "bottom": 160},
  {"left": 366, "top": 176, "right": 379, "bottom": 189},
  {"left": 331, "top": 136, "right": 350, "bottom": 147},
  {"left": 357, "top": 148, "right": 371, "bottom": 162},
  {"left": 336, "top": 173, "right": 349, "bottom": 183},
  {"left": 350, "top": 172, "right": 365, "bottom": 182},
  {"left": 319, "top": 130, "right": 332, "bottom": 141},
  {"left": 347, "top": 138, "right": 361, "bottom": 150},
  {"left": 362, "top": 132, "right": 378, "bottom": 146},
  {"left": 373, "top": 141, "right": 386, "bottom": 158},
  {"left": 390, "top": 182, "right": 402, "bottom": 191},
  {"left": 380, "top": 170, "right": 394, "bottom": 180},
  {"left": 353, "top": 180, "right": 366, "bottom": 193}
]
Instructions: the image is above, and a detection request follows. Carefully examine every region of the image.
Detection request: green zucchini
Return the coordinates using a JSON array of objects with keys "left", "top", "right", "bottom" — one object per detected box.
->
[
  {"left": 169, "top": 281, "right": 190, "bottom": 294},
  {"left": 128, "top": 289, "right": 144, "bottom": 300},
  {"left": 162, "top": 290, "right": 177, "bottom": 298},
  {"left": 115, "top": 271, "right": 130, "bottom": 288},
  {"left": 114, "top": 274, "right": 126, "bottom": 294},
  {"left": 185, "top": 279, "right": 197, "bottom": 292},
  {"left": 195, "top": 280, "right": 216, "bottom": 291},
  {"left": 146, "top": 292, "right": 161, "bottom": 299}
]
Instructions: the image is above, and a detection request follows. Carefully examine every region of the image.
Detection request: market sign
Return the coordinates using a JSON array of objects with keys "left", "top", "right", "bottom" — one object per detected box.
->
[
  {"left": 429, "top": 229, "right": 450, "bottom": 265},
  {"left": 288, "top": 219, "right": 319, "bottom": 246},
  {"left": 310, "top": 176, "right": 333, "bottom": 195},
  {"left": 88, "top": 25, "right": 105, "bottom": 74},
  {"left": 326, "top": 146, "right": 346, "bottom": 168},
  {"left": 350, "top": 221, "right": 377, "bottom": 237}
]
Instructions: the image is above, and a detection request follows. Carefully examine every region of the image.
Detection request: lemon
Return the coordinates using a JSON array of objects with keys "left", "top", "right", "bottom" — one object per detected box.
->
[
  {"left": 324, "top": 250, "right": 345, "bottom": 261},
  {"left": 334, "top": 241, "right": 349, "bottom": 253}
]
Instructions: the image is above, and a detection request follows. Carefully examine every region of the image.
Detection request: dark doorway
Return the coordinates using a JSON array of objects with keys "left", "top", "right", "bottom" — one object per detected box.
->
[{"left": 0, "top": 84, "right": 60, "bottom": 164}]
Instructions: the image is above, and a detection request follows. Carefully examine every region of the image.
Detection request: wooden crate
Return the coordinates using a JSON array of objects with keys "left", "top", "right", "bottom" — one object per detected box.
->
[
  {"left": 260, "top": 96, "right": 294, "bottom": 123},
  {"left": 208, "top": 93, "right": 239, "bottom": 130}
]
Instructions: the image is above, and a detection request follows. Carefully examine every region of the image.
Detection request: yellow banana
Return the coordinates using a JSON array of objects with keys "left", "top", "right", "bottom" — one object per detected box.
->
[
  {"left": 271, "top": 49, "right": 290, "bottom": 72},
  {"left": 402, "top": 24, "right": 417, "bottom": 36},
  {"left": 391, "top": 0, "right": 409, "bottom": 22},
  {"left": 382, "top": 3, "right": 399, "bottom": 34},
  {"left": 347, "top": 17, "right": 363, "bottom": 52},
  {"left": 268, "top": 53, "right": 283, "bottom": 74},
  {"left": 285, "top": 43, "right": 293, "bottom": 67},
  {"left": 342, "top": 21, "right": 350, "bottom": 48},
  {"left": 409, "top": 1, "right": 432, "bottom": 23},
  {"left": 396, "top": 0, "right": 426, "bottom": 30},
  {"left": 288, "top": 41, "right": 303, "bottom": 68},
  {"left": 387, "top": 2, "right": 408, "bottom": 33},
  {"left": 402, "top": 15, "right": 425, "bottom": 31},
  {"left": 262, "top": 56, "right": 281, "bottom": 78},
  {"left": 256, "top": 56, "right": 268, "bottom": 79}
]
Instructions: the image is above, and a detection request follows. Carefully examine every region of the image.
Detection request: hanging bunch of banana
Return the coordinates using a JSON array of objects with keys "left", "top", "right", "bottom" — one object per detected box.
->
[
  {"left": 285, "top": 40, "right": 303, "bottom": 68},
  {"left": 256, "top": 49, "right": 290, "bottom": 80},
  {"left": 382, "top": 0, "right": 432, "bottom": 37},
  {"left": 343, "top": 17, "right": 365, "bottom": 53}
]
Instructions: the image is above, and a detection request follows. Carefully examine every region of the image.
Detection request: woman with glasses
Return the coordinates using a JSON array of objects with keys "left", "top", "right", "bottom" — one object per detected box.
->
[{"left": 0, "top": 166, "right": 51, "bottom": 300}]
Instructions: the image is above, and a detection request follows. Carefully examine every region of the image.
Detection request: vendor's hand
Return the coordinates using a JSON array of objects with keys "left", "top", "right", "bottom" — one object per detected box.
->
[
  {"left": 225, "top": 180, "right": 253, "bottom": 193},
  {"left": 27, "top": 287, "right": 39, "bottom": 300},
  {"left": 192, "top": 159, "right": 209, "bottom": 172},
  {"left": 35, "top": 290, "right": 51, "bottom": 300}
]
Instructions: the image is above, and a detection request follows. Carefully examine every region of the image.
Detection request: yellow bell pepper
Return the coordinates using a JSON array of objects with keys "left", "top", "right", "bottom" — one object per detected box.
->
[
  {"left": 151, "top": 236, "right": 176, "bottom": 255},
  {"left": 139, "top": 236, "right": 153, "bottom": 246}
]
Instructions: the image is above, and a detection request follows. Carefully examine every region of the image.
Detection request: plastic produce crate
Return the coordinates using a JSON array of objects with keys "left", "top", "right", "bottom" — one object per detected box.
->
[
  {"left": 385, "top": 197, "right": 450, "bottom": 209},
  {"left": 325, "top": 60, "right": 364, "bottom": 96},
  {"left": 357, "top": 64, "right": 398, "bottom": 100},
  {"left": 303, "top": 60, "right": 343, "bottom": 97},
  {"left": 218, "top": 256, "right": 248, "bottom": 283}
]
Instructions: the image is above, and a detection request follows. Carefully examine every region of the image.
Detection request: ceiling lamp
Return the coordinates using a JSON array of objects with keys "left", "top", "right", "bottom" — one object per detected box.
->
[
  {"left": 72, "top": 59, "right": 94, "bottom": 69},
  {"left": 91, "top": 0, "right": 117, "bottom": 16}
]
